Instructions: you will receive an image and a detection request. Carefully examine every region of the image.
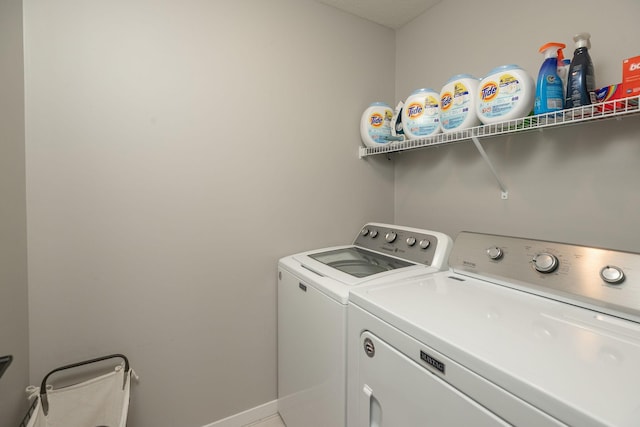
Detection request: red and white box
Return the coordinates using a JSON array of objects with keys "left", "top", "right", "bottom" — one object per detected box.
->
[{"left": 622, "top": 55, "right": 640, "bottom": 98}]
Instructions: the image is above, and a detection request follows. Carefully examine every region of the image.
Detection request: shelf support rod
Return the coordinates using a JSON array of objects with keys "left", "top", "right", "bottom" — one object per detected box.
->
[{"left": 471, "top": 136, "right": 508, "bottom": 199}]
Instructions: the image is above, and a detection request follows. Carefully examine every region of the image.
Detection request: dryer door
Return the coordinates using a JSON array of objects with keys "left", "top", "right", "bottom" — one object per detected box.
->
[{"left": 356, "top": 331, "right": 508, "bottom": 427}]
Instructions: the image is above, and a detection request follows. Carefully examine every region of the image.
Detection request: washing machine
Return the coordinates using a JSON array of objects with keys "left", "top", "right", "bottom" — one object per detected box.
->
[
  {"left": 347, "top": 231, "right": 640, "bottom": 426},
  {"left": 277, "top": 223, "right": 453, "bottom": 427}
]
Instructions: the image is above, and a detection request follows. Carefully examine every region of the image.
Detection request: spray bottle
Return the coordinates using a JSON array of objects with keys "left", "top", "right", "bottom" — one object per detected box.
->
[
  {"left": 534, "top": 42, "right": 566, "bottom": 114},
  {"left": 556, "top": 48, "right": 571, "bottom": 100},
  {"left": 565, "top": 33, "right": 595, "bottom": 108}
]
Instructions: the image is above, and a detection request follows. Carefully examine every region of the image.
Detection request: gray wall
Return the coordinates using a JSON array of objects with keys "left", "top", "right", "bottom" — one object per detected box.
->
[
  {"left": 23, "top": 0, "right": 394, "bottom": 426},
  {"left": 395, "top": 0, "right": 640, "bottom": 252},
  {"left": 0, "top": 0, "right": 29, "bottom": 424}
]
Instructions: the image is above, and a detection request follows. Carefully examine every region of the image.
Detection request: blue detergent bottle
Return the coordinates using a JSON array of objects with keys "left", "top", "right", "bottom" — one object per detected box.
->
[
  {"left": 565, "top": 32, "right": 595, "bottom": 108},
  {"left": 534, "top": 42, "right": 566, "bottom": 114}
]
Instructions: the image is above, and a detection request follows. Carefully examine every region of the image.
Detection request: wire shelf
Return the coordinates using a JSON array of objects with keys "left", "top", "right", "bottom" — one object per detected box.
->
[{"left": 358, "top": 95, "right": 640, "bottom": 159}]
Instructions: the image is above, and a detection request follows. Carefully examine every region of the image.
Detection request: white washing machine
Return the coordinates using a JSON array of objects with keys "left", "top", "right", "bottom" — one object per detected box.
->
[
  {"left": 277, "top": 223, "right": 453, "bottom": 427},
  {"left": 347, "top": 231, "right": 640, "bottom": 426}
]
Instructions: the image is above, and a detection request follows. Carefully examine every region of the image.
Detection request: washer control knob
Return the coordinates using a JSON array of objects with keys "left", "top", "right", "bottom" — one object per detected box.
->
[
  {"left": 385, "top": 231, "right": 397, "bottom": 243},
  {"left": 406, "top": 237, "right": 417, "bottom": 247},
  {"left": 419, "top": 239, "right": 431, "bottom": 249},
  {"left": 360, "top": 228, "right": 369, "bottom": 237},
  {"left": 533, "top": 253, "right": 559, "bottom": 273},
  {"left": 487, "top": 247, "right": 503, "bottom": 260},
  {"left": 369, "top": 230, "right": 378, "bottom": 238},
  {"left": 600, "top": 266, "right": 625, "bottom": 285}
]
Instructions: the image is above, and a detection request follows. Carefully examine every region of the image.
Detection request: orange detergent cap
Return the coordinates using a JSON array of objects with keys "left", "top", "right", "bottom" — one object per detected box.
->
[
  {"left": 557, "top": 49, "right": 566, "bottom": 62},
  {"left": 539, "top": 42, "right": 566, "bottom": 53}
]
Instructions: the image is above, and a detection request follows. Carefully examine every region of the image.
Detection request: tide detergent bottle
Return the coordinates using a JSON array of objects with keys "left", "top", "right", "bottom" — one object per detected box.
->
[
  {"left": 360, "top": 102, "right": 394, "bottom": 147},
  {"left": 534, "top": 42, "right": 566, "bottom": 115}
]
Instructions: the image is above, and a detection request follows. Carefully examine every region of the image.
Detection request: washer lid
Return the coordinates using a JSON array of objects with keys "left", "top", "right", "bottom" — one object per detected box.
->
[
  {"left": 308, "top": 246, "right": 413, "bottom": 278},
  {"left": 286, "top": 246, "right": 435, "bottom": 304},
  {"left": 349, "top": 272, "right": 640, "bottom": 427}
]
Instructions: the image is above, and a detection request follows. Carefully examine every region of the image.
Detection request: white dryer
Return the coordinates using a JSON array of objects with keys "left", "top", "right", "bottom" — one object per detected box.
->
[
  {"left": 348, "top": 231, "right": 640, "bottom": 426},
  {"left": 277, "top": 223, "right": 453, "bottom": 427}
]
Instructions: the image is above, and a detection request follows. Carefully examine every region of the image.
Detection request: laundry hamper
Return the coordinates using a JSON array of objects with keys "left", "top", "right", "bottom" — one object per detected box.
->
[{"left": 20, "top": 354, "right": 137, "bottom": 427}]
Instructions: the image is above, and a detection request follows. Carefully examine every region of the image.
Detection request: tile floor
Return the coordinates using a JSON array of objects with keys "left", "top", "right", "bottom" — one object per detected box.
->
[{"left": 243, "top": 413, "right": 286, "bottom": 427}]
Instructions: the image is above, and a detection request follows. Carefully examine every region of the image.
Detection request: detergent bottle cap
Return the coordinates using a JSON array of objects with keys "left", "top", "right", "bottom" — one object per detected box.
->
[
  {"left": 539, "top": 42, "right": 566, "bottom": 59},
  {"left": 557, "top": 48, "right": 565, "bottom": 61},
  {"left": 538, "top": 42, "right": 567, "bottom": 59},
  {"left": 557, "top": 48, "right": 567, "bottom": 66},
  {"left": 573, "top": 32, "right": 591, "bottom": 49}
]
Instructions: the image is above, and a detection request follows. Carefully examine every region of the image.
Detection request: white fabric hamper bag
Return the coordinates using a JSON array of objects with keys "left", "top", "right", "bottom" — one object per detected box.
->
[{"left": 22, "top": 354, "right": 137, "bottom": 427}]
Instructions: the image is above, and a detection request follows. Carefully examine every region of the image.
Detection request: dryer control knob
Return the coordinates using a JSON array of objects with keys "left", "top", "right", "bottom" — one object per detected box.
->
[
  {"left": 369, "top": 230, "right": 379, "bottom": 238},
  {"left": 487, "top": 247, "right": 503, "bottom": 260},
  {"left": 360, "top": 228, "right": 369, "bottom": 237},
  {"left": 406, "top": 237, "right": 417, "bottom": 246},
  {"left": 419, "top": 239, "right": 431, "bottom": 249},
  {"left": 533, "top": 253, "right": 559, "bottom": 273},
  {"left": 600, "top": 266, "right": 625, "bottom": 285},
  {"left": 385, "top": 232, "right": 397, "bottom": 243}
]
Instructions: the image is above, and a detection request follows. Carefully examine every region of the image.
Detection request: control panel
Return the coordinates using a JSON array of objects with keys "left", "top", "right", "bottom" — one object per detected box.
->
[
  {"left": 449, "top": 232, "right": 640, "bottom": 322},
  {"left": 353, "top": 223, "right": 447, "bottom": 266}
]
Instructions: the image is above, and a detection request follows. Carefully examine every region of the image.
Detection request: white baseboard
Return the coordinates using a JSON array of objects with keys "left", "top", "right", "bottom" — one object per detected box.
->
[{"left": 202, "top": 400, "right": 279, "bottom": 427}]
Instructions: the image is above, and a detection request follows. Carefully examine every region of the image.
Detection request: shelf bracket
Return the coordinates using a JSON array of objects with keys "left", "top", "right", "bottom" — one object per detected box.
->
[{"left": 471, "top": 136, "right": 508, "bottom": 200}]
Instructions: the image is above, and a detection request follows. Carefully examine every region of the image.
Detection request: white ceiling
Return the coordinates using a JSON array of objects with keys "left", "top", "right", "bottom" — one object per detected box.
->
[{"left": 314, "top": 0, "right": 442, "bottom": 29}]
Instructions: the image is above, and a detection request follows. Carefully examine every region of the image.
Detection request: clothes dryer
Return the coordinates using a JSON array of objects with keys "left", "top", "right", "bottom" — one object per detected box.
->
[
  {"left": 277, "top": 223, "right": 452, "bottom": 427},
  {"left": 348, "top": 232, "right": 640, "bottom": 426}
]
